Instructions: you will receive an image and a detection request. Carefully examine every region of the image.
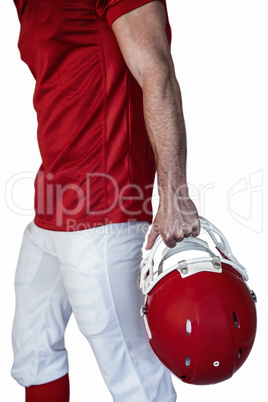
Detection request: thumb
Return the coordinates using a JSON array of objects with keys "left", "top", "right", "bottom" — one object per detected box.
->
[{"left": 145, "top": 224, "right": 159, "bottom": 250}]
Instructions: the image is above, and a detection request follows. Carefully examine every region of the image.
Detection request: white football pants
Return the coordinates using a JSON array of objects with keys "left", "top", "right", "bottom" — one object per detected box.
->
[{"left": 11, "top": 221, "right": 177, "bottom": 402}]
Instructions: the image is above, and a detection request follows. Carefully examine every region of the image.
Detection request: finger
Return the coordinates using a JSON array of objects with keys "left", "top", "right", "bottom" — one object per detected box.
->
[
  {"left": 164, "top": 237, "right": 177, "bottom": 248},
  {"left": 145, "top": 225, "right": 159, "bottom": 250},
  {"left": 180, "top": 222, "right": 192, "bottom": 238},
  {"left": 170, "top": 221, "right": 189, "bottom": 241},
  {"left": 181, "top": 216, "right": 200, "bottom": 238},
  {"left": 163, "top": 230, "right": 182, "bottom": 248},
  {"left": 191, "top": 217, "right": 201, "bottom": 237},
  {"left": 183, "top": 231, "right": 192, "bottom": 238}
]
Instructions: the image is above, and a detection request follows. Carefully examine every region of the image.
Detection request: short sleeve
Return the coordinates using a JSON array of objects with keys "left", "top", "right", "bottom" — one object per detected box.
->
[
  {"left": 96, "top": 0, "right": 166, "bottom": 27},
  {"left": 13, "top": 0, "right": 28, "bottom": 21}
]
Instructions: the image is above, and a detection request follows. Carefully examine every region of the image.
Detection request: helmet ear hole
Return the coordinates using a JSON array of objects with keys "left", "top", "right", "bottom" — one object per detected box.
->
[
  {"left": 185, "top": 356, "right": 191, "bottom": 367},
  {"left": 186, "top": 319, "right": 192, "bottom": 335},
  {"left": 238, "top": 348, "right": 242, "bottom": 359},
  {"left": 233, "top": 312, "right": 240, "bottom": 329}
]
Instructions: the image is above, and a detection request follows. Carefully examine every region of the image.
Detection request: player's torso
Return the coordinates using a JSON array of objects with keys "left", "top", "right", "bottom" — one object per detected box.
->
[{"left": 14, "top": 0, "right": 156, "bottom": 230}]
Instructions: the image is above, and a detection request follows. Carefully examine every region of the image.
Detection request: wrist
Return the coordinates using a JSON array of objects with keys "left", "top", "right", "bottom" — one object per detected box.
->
[{"left": 158, "top": 182, "right": 189, "bottom": 207}]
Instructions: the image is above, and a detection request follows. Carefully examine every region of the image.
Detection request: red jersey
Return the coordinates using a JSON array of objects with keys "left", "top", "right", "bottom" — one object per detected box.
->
[{"left": 14, "top": 0, "right": 171, "bottom": 231}]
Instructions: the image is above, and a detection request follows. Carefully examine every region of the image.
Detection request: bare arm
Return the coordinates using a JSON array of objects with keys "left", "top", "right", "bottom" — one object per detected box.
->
[{"left": 112, "top": 1, "right": 200, "bottom": 248}]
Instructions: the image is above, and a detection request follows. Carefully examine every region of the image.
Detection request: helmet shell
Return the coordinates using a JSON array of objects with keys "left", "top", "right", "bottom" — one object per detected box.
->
[{"left": 145, "top": 263, "right": 257, "bottom": 385}]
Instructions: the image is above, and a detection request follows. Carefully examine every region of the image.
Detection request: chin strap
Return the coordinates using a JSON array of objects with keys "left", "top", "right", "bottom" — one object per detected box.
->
[{"left": 139, "top": 216, "right": 248, "bottom": 295}]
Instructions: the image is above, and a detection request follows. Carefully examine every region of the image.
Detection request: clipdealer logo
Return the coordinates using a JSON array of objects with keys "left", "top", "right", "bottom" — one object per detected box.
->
[
  {"left": 227, "top": 170, "right": 263, "bottom": 233},
  {"left": 5, "top": 170, "right": 264, "bottom": 233},
  {"left": 5, "top": 171, "right": 35, "bottom": 216},
  {"left": 4, "top": 171, "right": 155, "bottom": 222}
]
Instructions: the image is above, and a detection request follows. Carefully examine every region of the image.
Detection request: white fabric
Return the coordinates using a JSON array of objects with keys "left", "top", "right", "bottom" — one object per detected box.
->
[{"left": 11, "top": 221, "right": 176, "bottom": 402}]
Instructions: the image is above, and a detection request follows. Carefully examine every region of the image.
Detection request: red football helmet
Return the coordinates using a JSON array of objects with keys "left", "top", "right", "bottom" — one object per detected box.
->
[{"left": 139, "top": 217, "right": 257, "bottom": 385}]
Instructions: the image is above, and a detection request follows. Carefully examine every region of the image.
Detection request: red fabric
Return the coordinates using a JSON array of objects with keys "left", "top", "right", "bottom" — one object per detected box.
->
[
  {"left": 96, "top": 0, "right": 170, "bottom": 32},
  {"left": 13, "top": 0, "right": 27, "bottom": 21},
  {"left": 14, "top": 0, "right": 171, "bottom": 231},
  {"left": 25, "top": 374, "right": 70, "bottom": 402}
]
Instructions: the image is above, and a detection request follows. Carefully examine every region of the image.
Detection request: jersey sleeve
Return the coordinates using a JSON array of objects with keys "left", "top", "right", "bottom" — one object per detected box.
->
[
  {"left": 13, "top": 0, "right": 28, "bottom": 21},
  {"left": 96, "top": 0, "right": 166, "bottom": 27}
]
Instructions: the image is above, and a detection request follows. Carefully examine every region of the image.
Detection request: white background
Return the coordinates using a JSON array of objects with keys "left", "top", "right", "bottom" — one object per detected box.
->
[{"left": 0, "top": 0, "right": 267, "bottom": 401}]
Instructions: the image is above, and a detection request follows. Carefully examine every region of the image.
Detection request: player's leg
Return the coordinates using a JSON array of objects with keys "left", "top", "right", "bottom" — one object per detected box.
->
[
  {"left": 90, "top": 222, "right": 177, "bottom": 402},
  {"left": 51, "top": 222, "right": 177, "bottom": 402},
  {"left": 11, "top": 222, "right": 72, "bottom": 400}
]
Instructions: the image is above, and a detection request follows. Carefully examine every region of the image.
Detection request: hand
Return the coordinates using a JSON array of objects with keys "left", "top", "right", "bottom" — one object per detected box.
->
[{"left": 145, "top": 192, "right": 200, "bottom": 249}]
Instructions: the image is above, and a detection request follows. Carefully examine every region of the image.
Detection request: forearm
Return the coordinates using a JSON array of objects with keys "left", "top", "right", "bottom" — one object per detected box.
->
[
  {"left": 111, "top": 1, "right": 200, "bottom": 247},
  {"left": 142, "top": 64, "right": 188, "bottom": 198}
]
